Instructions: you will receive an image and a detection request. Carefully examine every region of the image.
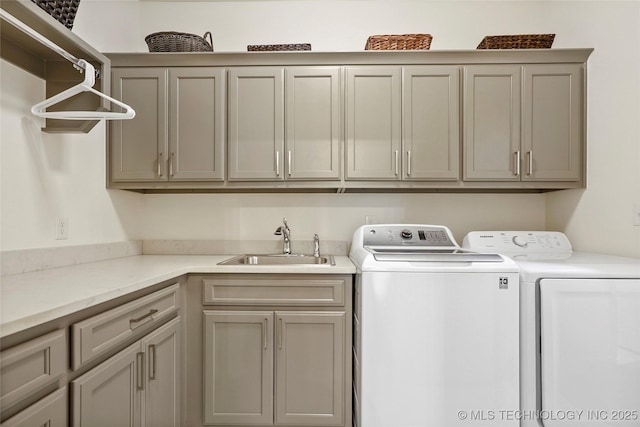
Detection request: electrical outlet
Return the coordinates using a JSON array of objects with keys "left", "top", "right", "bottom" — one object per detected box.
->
[
  {"left": 634, "top": 205, "right": 640, "bottom": 227},
  {"left": 55, "top": 217, "right": 69, "bottom": 240}
]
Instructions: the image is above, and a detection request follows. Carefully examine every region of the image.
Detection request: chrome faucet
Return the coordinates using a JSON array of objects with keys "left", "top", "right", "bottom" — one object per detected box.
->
[
  {"left": 274, "top": 218, "right": 291, "bottom": 254},
  {"left": 313, "top": 234, "right": 321, "bottom": 258}
]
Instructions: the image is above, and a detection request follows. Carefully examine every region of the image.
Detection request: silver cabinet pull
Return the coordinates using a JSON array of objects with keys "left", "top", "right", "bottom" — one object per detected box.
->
[
  {"left": 263, "top": 318, "right": 268, "bottom": 350},
  {"left": 527, "top": 151, "right": 533, "bottom": 176},
  {"left": 157, "top": 152, "right": 163, "bottom": 177},
  {"left": 394, "top": 151, "right": 399, "bottom": 176},
  {"left": 129, "top": 309, "right": 158, "bottom": 327},
  {"left": 278, "top": 318, "right": 283, "bottom": 350},
  {"left": 136, "top": 352, "right": 144, "bottom": 390},
  {"left": 514, "top": 151, "right": 521, "bottom": 176},
  {"left": 148, "top": 344, "right": 156, "bottom": 380},
  {"left": 169, "top": 152, "right": 175, "bottom": 177},
  {"left": 275, "top": 151, "right": 280, "bottom": 177},
  {"left": 407, "top": 151, "right": 412, "bottom": 176},
  {"left": 287, "top": 151, "right": 292, "bottom": 176}
]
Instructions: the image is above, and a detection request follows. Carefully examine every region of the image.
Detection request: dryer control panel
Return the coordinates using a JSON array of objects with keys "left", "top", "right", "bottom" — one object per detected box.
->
[{"left": 462, "top": 231, "right": 573, "bottom": 253}]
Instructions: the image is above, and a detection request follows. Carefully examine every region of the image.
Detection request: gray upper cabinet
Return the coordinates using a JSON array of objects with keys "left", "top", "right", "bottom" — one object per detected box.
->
[
  {"left": 463, "top": 65, "right": 522, "bottom": 181},
  {"left": 111, "top": 67, "right": 224, "bottom": 183},
  {"left": 111, "top": 68, "right": 168, "bottom": 182},
  {"left": 228, "top": 67, "right": 341, "bottom": 181},
  {"left": 346, "top": 67, "right": 402, "bottom": 180},
  {"left": 169, "top": 68, "right": 225, "bottom": 181},
  {"left": 228, "top": 67, "right": 284, "bottom": 181},
  {"left": 522, "top": 64, "right": 583, "bottom": 181},
  {"left": 464, "top": 63, "right": 583, "bottom": 182},
  {"left": 108, "top": 50, "right": 591, "bottom": 191},
  {"left": 285, "top": 67, "right": 341, "bottom": 180},
  {"left": 403, "top": 66, "right": 460, "bottom": 181}
]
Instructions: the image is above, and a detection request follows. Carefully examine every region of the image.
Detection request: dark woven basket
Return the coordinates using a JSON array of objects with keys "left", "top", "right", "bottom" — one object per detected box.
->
[
  {"left": 365, "top": 34, "right": 432, "bottom": 50},
  {"left": 477, "top": 34, "right": 555, "bottom": 49},
  {"left": 31, "top": 0, "right": 80, "bottom": 30},
  {"left": 145, "top": 31, "right": 213, "bottom": 52},
  {"left": 247, "top": 43, "right": 311, "bottom": 51}
]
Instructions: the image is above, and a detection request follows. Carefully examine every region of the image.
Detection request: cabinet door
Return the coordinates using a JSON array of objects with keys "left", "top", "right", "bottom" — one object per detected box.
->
[
  {"left": 111, "top": 68, "right": 168, "bottom": 182},
  {"left": 71, "top": 342, "right": 141, "bottom": 427},
  {"left": 522, "top": 64, "right": 583, "bottom": 181},
  {"left": 203, "top": 311, "right": 273, "bottom": 425},
  {"left": 285, "top": 67, "right": 341, "bottom": 180},
  {"left": 228, "top": 68, "right": 284, "bottom": 181},
  {"left": 275, "top": 312, "right": 345, "bottom": 426},
  {"left": 141, "top": 317, "right": 181, "bottom": 427},
  {"left": 1, "top": 387, "right": 67, "bottom": 427},
  {"left": 463, "top": 65, "right": 521, "bottom": 181},
  {"left": 169, "top": 68, "right": 225, "bottom": 181},
  {"left": 346, "top": 67, "right": 402, "bottom": 180},
  {"left": 403, "top": 66, "right": 460, "bottom": 181}
]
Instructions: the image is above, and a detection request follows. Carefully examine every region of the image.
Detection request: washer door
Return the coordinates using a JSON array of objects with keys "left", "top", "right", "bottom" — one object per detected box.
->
[{"left": 540, "top": 279, "right": 640, "bottom": 426}]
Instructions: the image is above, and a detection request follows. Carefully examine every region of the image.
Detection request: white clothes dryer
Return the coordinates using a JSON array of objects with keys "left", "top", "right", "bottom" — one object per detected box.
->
[{"left": 463, "top": 231, "right": 640, "bottom": 427}]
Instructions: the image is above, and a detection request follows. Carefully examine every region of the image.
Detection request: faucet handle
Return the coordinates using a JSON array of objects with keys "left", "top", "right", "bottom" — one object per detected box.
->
[{"left": 313, "top": 234, "right": 320, "bottom": 257}]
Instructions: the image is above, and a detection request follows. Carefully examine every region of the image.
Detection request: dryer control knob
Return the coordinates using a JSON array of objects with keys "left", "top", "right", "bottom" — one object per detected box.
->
[
  {"left": 512, "top": 235, "right": 529, "bottom": 248},
  {"left": 401, "top": 229, "right": 413, "bottom": 239}
]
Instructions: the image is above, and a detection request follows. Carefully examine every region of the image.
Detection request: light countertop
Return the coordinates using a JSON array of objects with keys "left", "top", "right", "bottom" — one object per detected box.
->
[{"left": 0, "top": 255, "right": 355, "bottom": 339}]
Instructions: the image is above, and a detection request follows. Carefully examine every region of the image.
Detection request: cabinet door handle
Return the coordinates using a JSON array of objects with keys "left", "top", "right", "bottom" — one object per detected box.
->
[
  {"left": 514, "top": 151, "right": 521, "bottom": 176},
  {"left": 263, "top": 318, "right": 268, "bottom": 350},
  {"left": 129, "top": 309, "right": 158, "bottom": 327},
  {"left": 278, "top": 318, "right": 283, "bottom": 350},
  {"left": 287, "top": 151, "right": 292, "bottom": 177},
  {"left": 275, "top": 151, "right": 281, "bottom": 177},
  {"left": 407, "top": 151, "right": 412, "bottom": 176},
  {"left": 148, "top": 344, "right": 156, "bottom": 380},
  {"left": 136, "top": 352, "right": 144, "bottom": 391},
  {"left": 394, "top": 151, "right": 399, "bottom": 176},
  {"left": 527, "top": 151, "right": 533, "bottom": 176},
  {"left": 157, "top": 152, "right": 163, "bottom": 177},
  {"left": 169, "top": 152, "right": 175, "bottom": 177}
]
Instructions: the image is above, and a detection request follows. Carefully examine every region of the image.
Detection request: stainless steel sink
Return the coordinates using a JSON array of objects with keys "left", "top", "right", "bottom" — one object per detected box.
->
[{"left": 218, "top": 254, "right": 335, "bottom": 266}]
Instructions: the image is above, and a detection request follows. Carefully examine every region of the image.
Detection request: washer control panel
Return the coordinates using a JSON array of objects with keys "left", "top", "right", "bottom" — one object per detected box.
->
[
  {"left": 363, "top": 225, "right": 457, "bottom": 247},
  {"left": 462, "top": 231, "right": 572, "bottom": 253}
]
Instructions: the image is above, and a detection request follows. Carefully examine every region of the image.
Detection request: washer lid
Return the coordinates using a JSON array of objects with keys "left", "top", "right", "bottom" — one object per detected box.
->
[{"left": 369, "top": 249, "right": 504, "bottom": 263}]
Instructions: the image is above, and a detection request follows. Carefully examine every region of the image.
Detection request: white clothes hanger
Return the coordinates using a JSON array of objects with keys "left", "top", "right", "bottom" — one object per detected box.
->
[
  {"left": 31, "top": 59, "right": 136, "bottom": 120},
  {"left": 0, "top": 8, "right": 134, "bottom": 121}
]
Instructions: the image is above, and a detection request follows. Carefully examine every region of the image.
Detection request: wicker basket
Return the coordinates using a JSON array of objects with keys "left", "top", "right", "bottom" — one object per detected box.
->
[
  {"left": 477, "top": 34, "right": 555, "bottom": 49},
  {"left": 31, "top": 0, "right": 80, "bottom": 30},
  {"left": 364, "top": 34, "right": 432, "bottom": 50},
  {"left": 247, "top": 43, "right": 311, "bottom": 51},
  {"left": 145, "top": 31, "right": 213, "bottom": 52}
]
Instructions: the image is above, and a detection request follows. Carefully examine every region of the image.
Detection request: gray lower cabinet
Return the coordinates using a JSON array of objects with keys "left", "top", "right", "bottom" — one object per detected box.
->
[
  {"left": 228, "top": 67, "right": 341, "bottom": 181},
  {"left": 71, "top": 317, "right": 181, "bottom": 427},
  {"left": 346, "top": 66, "right": 460, "bottom": 181},
  {"left": 464, "top": 63, "right": 583, "bottom": 182},
  {"left": 0, "top": 387, "right": 67, "bottom": 427},
  {"left": 110, "top": 67, "right": 225, "bottom": 183},
  {"left": 203, "top": 311, "right": 345, "bottom": 426}
]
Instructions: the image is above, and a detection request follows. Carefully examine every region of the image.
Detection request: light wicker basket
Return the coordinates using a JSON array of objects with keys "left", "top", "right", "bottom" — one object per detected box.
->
[
  {"left": 364, "top": 34, "right": 432, "bottom": 50},
  {"left": 145, "top": 31, "right": 213, "bottom": 52},
  {"left": 477, "top": 34, "right": 555, "bottom": 49},
  {"left": 31, "top": 0, "right": 80, "bottom": 30},
  {"left": 247, "top": 43, "right": 311, "bottom": 52}
]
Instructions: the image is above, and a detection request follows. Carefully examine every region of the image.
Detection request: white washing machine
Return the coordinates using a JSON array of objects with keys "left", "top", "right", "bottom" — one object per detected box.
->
[
  {"left": 463, "top": 231, "right": 640, "bottom": 427},
  {"left": 350, "top": 224, "right": 520, "bottom": 427}
]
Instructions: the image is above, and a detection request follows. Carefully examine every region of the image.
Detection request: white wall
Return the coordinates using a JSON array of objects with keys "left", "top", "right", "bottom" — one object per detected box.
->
[
  {"left": 3, "top": 0, "right": 639, "bottom": 257},
  {"left": 0, "top": 60, "right": 143, "bottom": 251}
]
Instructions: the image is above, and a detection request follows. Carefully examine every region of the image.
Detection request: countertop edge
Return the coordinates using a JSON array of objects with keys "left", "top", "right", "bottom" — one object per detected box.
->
[{"left": 0, "top": 255, "right": 356, "bottom": 339}]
